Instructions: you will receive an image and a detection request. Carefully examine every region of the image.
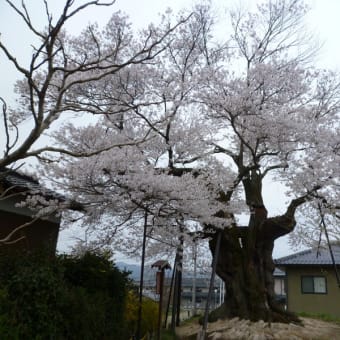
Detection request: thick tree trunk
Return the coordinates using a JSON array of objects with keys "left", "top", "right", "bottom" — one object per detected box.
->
[
  {"left": 207, "top": 173, "right": 306, "bottom": 323},
  {"left": 208, "top": 220, "right": 299, "bottom": 323}
]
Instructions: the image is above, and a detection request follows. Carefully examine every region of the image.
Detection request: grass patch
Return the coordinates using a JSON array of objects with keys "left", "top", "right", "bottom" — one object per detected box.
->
[
  {"left": 181, "top": 314, "right": 201, "bottom": 325},
  {"left": 297, "top": 312, "right": 340, "bottom": 325},
  {"left": 161, "top": 329, "right": 177, "bottom": 339}
]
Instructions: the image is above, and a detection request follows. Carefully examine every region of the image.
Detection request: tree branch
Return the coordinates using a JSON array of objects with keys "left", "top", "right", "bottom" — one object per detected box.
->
[
  {"left": 0, "top": 216, "right": 39, "bottom": 244},
  {"left": 265, "top": 186, "right": 322, "bottom": 240}
]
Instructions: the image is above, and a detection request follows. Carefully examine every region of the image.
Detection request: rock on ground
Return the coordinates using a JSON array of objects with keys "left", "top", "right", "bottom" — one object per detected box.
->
[{"left": 175, "top": 317, "right": 340, "bottom": 340}]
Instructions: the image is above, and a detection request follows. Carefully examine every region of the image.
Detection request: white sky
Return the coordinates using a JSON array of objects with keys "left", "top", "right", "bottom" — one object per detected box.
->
[{"left": 1, "top": 0, "right": 339, "bottom": 259}]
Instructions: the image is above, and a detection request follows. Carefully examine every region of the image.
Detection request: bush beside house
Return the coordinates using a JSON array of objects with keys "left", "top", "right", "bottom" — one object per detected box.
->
[
  {"left": 0, "top": 169, "right": 158, "bottom": 338},
  {"left": 0, "top": 250, "right": 139, "bottom": 339}
]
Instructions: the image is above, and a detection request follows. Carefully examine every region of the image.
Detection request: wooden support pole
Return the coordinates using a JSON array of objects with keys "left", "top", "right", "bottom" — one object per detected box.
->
[{"left": 197, "top": 231, "right": 222, "bottom": 340}]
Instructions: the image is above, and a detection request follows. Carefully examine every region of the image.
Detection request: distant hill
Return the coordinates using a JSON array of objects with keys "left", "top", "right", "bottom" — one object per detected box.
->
[
  {"left": 116, "top": 261, "right": 213, "bottom": 282},
  {"left": 116, "top": 262, "right": 157, "bottom": 281}
]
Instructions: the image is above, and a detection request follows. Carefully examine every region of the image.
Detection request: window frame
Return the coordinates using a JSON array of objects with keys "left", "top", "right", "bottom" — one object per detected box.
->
[{"left": 301, "top": 275, "right": 327, "bottom": 294}]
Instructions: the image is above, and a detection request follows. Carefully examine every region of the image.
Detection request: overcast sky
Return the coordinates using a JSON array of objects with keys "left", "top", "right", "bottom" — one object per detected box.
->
[
  {"left": 1, "top": 0, "right": 339, "bottom": 259},
  {"left": 1, "top": 0, "right": 340, "bottom": 104}
]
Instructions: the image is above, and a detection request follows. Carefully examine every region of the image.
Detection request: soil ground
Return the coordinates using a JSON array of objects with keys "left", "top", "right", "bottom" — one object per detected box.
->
[{"left": 175, "top": 316, "right": 340, "bottom": 339}]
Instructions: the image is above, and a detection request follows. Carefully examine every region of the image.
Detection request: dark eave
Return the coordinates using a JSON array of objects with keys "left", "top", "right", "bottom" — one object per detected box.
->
[{"left": 0, "top": 167, "right": 64, "bottom": 201}]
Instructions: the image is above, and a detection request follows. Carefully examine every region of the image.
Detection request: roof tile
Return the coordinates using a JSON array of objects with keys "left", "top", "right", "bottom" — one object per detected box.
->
[{"left": 275, "top": 244, "right": 340, "bottom": 266}]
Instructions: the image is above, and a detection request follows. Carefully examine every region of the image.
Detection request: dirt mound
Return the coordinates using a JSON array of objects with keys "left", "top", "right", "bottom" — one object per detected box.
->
[{"left": 176, "top": 317, "right": 340, "bottom": 339}]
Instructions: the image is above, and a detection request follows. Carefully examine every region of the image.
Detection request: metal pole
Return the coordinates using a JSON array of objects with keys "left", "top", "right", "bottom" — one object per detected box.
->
[
  {"left": 197, "top": 231, "right": 222, "bottom": 340},
  {"left": 192, "top": 239, "right": 197, "bottom": 316},
  {"left": 170, "top": 261, "right": 179, "bottom": 331},
  {"left": 176, "top": 264, "right": 182, "bottom": 326},
  {"left": 156, "top": 269, "right": 165, "bottom": 340},
  {"left": 176, "top": 232, "right": 184, "bottom": 326},
  {"left": 320, "top": 208, "right": 340, "bottom": 286},
  {"left": 136, "top": 211, "right": 148, "bottom": 340},
  {"left": 164, "top": 255, "right": 177, "bottom": 328},
  {"left": 219, "top": 277, "right": 222, "bottom": 306}
]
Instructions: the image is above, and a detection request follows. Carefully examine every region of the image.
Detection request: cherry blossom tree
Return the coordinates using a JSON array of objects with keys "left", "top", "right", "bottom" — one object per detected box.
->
[
  {"left": 0, "top": 0, "right": 189, "bottom": 169},
  {"left": 16, "top": 0, "right": 340, "bottom": 323},
  {"left": 199, "top": 1, "right": 340, "bottom": 322},
  {"left": 0, "top": 0, "right": 191, "bottom": 245}
]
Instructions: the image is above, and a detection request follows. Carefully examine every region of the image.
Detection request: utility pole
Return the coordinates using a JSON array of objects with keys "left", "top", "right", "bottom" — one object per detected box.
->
[
  {"left": 170, "top": 252, "right": 180, "bottom": 331},
  {"left": 176, "top": 231, "right": 184, "bottom": 326},
  {"left": 197, "top": 231, "right": 222, "bottom": 340},
  {"left": 192, "top": 238, "right": 197, "bottom": 316},
  {"left": 136, "top": 211, "right": 148, "bottom": 340},
  {"left": 164, "top": 256, "right": 176, "bottom": 328}
]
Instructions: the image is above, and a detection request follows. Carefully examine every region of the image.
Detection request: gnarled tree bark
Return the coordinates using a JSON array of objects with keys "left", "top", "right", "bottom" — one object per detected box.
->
[{"left": 207, "top": 177, "right": 311, "bottom": 323}]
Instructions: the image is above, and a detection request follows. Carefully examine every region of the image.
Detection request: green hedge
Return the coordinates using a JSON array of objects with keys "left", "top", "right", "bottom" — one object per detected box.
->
[{"left": 0, "top": 250, "right": 131, "bottom": 339}]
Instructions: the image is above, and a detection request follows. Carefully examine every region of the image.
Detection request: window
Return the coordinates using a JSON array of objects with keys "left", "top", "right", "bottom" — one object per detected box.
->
[
  {"left": 301, "top": 276, "right": 327, "bottom": 294},
  {"left": 274, "top": 278, "right": 286, "bottom": 296}
]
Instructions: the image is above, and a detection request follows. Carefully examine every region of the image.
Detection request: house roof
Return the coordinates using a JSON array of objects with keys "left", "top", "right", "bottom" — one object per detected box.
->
[
  {"left": 0, "top": 167, "right": 40, "bottom": 192},
  {"left": 151, "top": 260, "right": 171, "bottom": 270},
  {"left": 273, "top": 268, "right": 285, "bottom": 276},
  {"left": 0, "top": 167, "right": 64, "bottom": 201},
  {"left": 275, "top": 244, "right": 340, "bottom": 266}
]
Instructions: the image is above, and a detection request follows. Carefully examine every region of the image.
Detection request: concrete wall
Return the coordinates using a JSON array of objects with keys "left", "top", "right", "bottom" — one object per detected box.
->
[{"left": 286, "top": 266, "right": 340, "bottom": 317}]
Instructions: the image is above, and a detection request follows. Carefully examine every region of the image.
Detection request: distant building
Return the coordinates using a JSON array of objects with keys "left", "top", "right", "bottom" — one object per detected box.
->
[
  {"left": 141, "top": 270, "right": 223, "bottom": 318},
  {"left": 275, "top": 244, "right": 340, "bottom": 317},
  {"left": 179, "top": 276, "right": 222, "bottom": 312},
  {"left": 130, "top": 262, "right": 287, "bottom": 318}
]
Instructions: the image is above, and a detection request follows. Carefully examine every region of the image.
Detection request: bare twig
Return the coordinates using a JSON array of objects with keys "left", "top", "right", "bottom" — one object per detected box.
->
[{"left": 0, "top": 216, "right": 39, "bottom": 244}]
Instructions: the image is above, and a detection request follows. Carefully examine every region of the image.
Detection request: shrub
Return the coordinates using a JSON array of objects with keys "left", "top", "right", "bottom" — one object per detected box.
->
[
  {"left": 0, "top": 250, "right": 131, "bottom": 339},
  {"left": 59, "top": 251, "right": 131, "bottom": 339},
  {"left": 0, "top": 250, "right": 64, "bottom": 338},
  {"left": 125, "top": 290, "right": 159, "bottom": 338}
]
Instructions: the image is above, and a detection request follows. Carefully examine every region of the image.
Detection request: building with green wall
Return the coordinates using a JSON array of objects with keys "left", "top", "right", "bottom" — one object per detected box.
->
[{"left": 275, "top": 244, "right": 340, "bottom": 318}]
